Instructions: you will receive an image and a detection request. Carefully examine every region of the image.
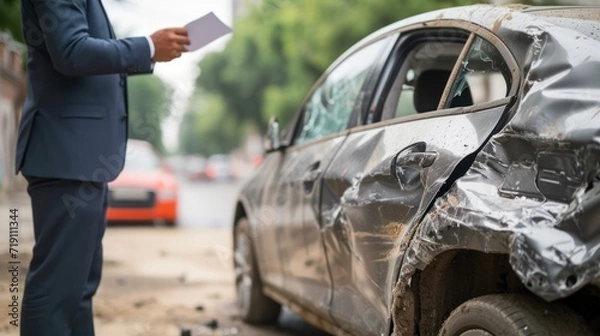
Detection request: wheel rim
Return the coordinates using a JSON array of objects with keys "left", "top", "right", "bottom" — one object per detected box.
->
[{"left": 234, "top": 228, "right": 253, "bottom": 315}]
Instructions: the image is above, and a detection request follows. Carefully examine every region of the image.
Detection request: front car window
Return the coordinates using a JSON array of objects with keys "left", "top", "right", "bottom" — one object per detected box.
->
[{"left": 294, "top": 37, "right": 391, "bottom": 144}]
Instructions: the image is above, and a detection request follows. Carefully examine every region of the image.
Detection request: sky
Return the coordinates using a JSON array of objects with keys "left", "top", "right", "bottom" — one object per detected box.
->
[{"left": 103, "top": 0, "right": 234, "bottom": 151}]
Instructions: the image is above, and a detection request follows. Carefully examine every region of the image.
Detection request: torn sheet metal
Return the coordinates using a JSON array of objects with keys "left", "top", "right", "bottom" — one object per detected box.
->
[
  {"left": 392, "top": 6, "right": 600, "bottom": 334},
  {"left": 320, "top": 106, "right": 507, "bottom": 335}
]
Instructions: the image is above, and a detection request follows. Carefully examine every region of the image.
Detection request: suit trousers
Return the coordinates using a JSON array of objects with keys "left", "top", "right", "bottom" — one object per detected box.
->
[{"left": 20, "top": 177, "right": 108, "bottom": 336}]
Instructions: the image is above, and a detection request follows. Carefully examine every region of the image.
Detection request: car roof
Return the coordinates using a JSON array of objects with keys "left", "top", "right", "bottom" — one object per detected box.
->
[
  {"left": 523, "top": 5, "right": 600, "bottom": 19},
  {"left": 341, "top": 5, "right": 600, "bottom": 59},
  {"left": 524, "top": 7, "right": 600, "bottom": 40}
]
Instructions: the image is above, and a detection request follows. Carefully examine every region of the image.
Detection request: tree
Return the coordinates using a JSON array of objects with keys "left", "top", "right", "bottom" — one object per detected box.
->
[
  {"left": 0, "top": 0, "right": 22, "bottom": 42},
  {"left": 178, "top": 93, "right": 248, "bottom": 156},
  {"left": 127, "top": 76, "right": 171, "bottom": 153}
]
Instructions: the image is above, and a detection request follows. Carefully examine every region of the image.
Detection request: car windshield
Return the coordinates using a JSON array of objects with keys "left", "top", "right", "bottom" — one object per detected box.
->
[{"left": 124, "top": 144, "right": 161, "bottom": 170}]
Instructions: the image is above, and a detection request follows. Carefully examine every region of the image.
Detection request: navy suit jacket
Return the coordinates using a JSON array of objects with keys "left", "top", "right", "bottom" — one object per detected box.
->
[{"left": 16, "top": 0, "right": 153, "bottom": 182}]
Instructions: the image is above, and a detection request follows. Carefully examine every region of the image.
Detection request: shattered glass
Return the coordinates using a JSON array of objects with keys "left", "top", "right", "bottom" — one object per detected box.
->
[
  {"left": 295, "top": 38, "right": 391, "bottom": 144},
  {"left": 447, "top": 36, "right": 511, "bottom": 108}
]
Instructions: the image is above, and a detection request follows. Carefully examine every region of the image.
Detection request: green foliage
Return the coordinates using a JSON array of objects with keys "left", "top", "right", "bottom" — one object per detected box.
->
[
  {"left": 178, "top": 93, "right": 247, "bottom": 156},
  {"left": 127, "top": 75, "right": 171, "bottom": 154},
  {"left": 0, "top": 0, "right": 22, "bottom": 42}
]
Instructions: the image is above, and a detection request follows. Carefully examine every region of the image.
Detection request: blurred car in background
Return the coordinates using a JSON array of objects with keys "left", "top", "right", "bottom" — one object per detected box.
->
[
  {"left": 107, "top": 139, "right": 178, "bottom": 226},
  {"left": 184, "top": 155, "right": 208, "bottom": 181},
  {"left": 164, "top": 155, "right": 188, "bottom": 176},
  {"left": 205, "top": 154, "right": 239, "bottom": 181}
]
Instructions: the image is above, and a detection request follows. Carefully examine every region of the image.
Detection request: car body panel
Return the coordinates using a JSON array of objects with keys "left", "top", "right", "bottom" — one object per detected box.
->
[
  {"left": 107, "top": 140, "right": 178, "bottom": 223},
  {"left": 321, "top": 104, "right": 509, "bottom": 334},
  {"left": 240, "top": 152, "right": 287, "bottom": 289},
  {"left": 107, "top": 169, "right": 177, "bottom": 222},
  {"left": 275, "top": 135, "right": 348, "bottom": 318},
  {"left": 241, "top": 133, "right": 347, "bottom": 306},
  {"left": 392, "top": 5, "right": 600, "bottom": 335},
  {"left": 106, "top": 200, "right": 177, "bottom": 222}
]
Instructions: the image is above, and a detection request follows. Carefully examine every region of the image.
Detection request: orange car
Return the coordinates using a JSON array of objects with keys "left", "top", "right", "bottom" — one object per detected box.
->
[{"left": 107, "top": 140, "right": 178, "bottom": 226}]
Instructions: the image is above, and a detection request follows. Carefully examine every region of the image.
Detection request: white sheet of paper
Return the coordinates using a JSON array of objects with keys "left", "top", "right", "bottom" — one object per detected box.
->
[{"left": 184, "top": 12, "right": 232, "bottom": 52}]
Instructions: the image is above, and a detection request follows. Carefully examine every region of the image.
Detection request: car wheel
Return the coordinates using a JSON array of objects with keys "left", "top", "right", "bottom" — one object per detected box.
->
[
  {"left": 439, "top": 294, "right": 593, "bottom": 336},
  {"left": 165, "top": 220, "right": 177, "bottom": 227},
  {"left": 234, "top": 217, "right": 281, "bottom": 324}
]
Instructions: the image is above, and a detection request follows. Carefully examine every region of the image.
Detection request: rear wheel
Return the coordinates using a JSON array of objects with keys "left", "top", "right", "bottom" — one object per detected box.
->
[
  {"left": 439, "top": 294, "right": 593, "bottom": 336},
  {"left": 234, "top": 217, "right": 281, "bottom": 324}
]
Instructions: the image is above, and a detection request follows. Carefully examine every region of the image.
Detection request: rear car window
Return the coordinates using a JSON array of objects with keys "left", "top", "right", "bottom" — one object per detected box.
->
[
  {"left": 445, "top": 36, "right": 512, "bottom": 108},
  {"left": 382, "top": 41, "right": 465, "bottom": 120}
]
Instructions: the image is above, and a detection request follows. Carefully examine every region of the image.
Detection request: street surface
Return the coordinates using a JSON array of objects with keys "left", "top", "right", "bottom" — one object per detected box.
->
[
  {"left": 0, "top": 177, "right": 329, "bottom": 336},
  {"left": 177, "top": 178, "right": 241, "bottom": 229}
]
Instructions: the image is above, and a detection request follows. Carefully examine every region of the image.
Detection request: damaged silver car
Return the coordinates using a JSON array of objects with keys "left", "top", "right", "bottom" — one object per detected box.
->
[{"left": 233, "top": 5, "right": 600, "bottom": 335}]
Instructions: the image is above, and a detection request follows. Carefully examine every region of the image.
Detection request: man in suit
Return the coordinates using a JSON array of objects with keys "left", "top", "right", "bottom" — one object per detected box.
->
[{"left": 16, "top": 0, "right": 190, "bottom": 334}]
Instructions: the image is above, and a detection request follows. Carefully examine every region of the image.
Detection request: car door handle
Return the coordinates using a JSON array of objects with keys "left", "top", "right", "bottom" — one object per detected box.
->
[
  {"left": 302, "top": 161, "right": 321, "bottom": 194},
  {"left": 395, "top": 151, "right": 437, "bottom": 169},
  {"left": 393, "top": 142, "right": 437, "bottom": 191}
]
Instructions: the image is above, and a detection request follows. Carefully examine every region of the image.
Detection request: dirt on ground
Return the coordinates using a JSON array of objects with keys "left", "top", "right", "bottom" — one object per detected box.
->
[
  {"left": 93, "top": 226, "right": 241, "bottom": 336},
  {"left": 0, "top": 225, "right": 322, "bottom": 336}
]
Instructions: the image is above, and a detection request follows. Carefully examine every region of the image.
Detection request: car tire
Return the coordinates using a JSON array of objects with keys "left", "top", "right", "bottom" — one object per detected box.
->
[
  {"left": 234, "top": 217, "right": 281, "bottom": 324},
  {"left": 439, "top": 294, "right": 593, "bottom": 336},
  {"left": 165, "top": 220, "right": 177, "bottom": 227}
]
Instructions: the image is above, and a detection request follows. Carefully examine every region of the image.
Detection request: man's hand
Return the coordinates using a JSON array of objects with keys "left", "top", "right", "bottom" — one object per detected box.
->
[{"left": 150, "top": 28, "right": 191, "bottom": 62}]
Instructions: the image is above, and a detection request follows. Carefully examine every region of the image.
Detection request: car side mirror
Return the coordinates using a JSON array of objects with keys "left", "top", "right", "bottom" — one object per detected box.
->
[{"left": 264, "top": 117, "right": 281, "bottom": 153}]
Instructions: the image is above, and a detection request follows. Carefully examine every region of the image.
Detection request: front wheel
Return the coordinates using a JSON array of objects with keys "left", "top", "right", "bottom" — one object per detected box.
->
[
  {"left": 234, "top": 217, "right": 281, "bottom": 324},
  {"left": 439, "top": 294, "right": 593, "bottom": 336}
]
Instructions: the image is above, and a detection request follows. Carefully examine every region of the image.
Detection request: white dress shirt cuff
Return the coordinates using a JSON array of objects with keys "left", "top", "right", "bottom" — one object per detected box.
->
[{"left": 145, "top": 36, "right": 155, "bottom": 59}]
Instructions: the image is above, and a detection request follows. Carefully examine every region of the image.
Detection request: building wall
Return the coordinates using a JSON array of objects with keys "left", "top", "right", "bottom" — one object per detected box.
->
[{"left": 0, "top": 33, "right": 26, "bottom": 192}]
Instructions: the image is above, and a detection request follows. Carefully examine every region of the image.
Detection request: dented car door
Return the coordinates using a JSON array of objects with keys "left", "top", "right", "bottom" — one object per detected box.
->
[
  {"left": 319, "top": 32, "right": 519, "bottom": 334},
  {"left": 270, "top": 36, "right": 396, "bottom": 318}
]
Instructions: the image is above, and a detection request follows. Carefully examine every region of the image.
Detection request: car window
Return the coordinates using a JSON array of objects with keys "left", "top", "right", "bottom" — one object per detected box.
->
[
  {"left": 445, "top": 36, "right": 511, "bottom": 108},
  {"left": 124, "top": 144, "right": 161, "bottom": 170},
  {"left": 294, "top": 37, "right": 390, "bottom": 145},
  {"left": 381, "top": 41, "right": 466, "bottom": 120}
]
